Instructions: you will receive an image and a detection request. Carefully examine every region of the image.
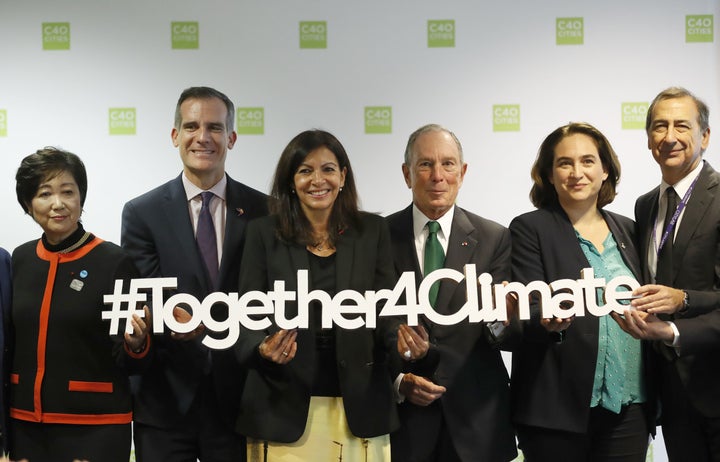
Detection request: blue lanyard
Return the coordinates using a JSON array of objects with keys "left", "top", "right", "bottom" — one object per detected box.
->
[{"left": 654, "top": 174, "right": 700, "bottom": 254}]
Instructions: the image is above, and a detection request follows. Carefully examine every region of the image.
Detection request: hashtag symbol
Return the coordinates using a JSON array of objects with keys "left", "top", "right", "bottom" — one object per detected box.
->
[{"left": 103, "top": 279, "right": 148, "bottom": 335}]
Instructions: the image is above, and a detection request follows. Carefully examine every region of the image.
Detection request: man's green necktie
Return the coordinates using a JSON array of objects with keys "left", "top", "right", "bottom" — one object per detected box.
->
[{"left": 424, "top": 221, "right": 445, "bottom": 306}]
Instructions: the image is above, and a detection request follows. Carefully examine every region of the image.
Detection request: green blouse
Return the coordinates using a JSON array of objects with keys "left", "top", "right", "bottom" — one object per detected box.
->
[{"left": 577, "top": 231, "right": 646, "bottom": 413}]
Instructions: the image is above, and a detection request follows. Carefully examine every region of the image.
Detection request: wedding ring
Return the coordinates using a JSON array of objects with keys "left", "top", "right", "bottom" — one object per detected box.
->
[
  {"left": 403, "top": 350, "right": 412, "bottom": 360},
  {"left": 282, "top": 351, "right": 289, "bottom": 357}
]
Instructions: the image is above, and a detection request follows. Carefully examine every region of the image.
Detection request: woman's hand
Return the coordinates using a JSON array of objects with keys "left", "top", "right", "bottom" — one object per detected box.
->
[
  {"left": 258, "top": 329, "right": 298, "bottom": 364},
  {"left": 541, "top": 316, "right": 573, "bottom": 332},
  {"left": 124, "top": 305, "right": 151, "bottom": 352},
  {"left": 397, "top": 324, "right": 429, "bottom": 361}
]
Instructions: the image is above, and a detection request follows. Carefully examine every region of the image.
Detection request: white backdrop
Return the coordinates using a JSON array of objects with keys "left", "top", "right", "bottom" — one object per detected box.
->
[{"left": 2, "top": 1, "right": 719, "bottom": 460}]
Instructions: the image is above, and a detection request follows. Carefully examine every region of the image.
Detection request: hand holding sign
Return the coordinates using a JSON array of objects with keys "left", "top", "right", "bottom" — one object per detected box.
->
[{"left": 397, "top": 324, "right": 429, "bottom": 362}]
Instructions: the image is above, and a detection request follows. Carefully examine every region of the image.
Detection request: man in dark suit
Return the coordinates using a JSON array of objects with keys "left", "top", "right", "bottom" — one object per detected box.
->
[
  {"left": 614, "top": 87, "right": 720, "bottom": 461},
  {"left": 387, "top": 124, "right": 517, "bottom": 462},
  {"left": 121, "top": 86, "right": 268, "bottom": 461},
  {"left": 0, "top": 247, "right": 10, "bottom": 453}
]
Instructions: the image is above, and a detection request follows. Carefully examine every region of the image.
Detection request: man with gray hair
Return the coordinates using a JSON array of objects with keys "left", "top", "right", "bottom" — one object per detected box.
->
[
  {"left": 614, "top": 87, "right": 720, "bottom": 460},
  {"left": 387, "top": 124, "right": 517, "bottom": 461}
]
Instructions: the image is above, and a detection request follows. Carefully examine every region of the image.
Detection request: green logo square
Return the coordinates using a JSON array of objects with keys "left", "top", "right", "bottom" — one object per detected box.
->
[
  {"left": 109, "top": 108, "right": 136, "bottom": 135},
  {"left": 686, "top": 15, "right": 713, "bottom": 42},
  {"left": 300, "top": 21, "right": 327, "bottom": 49},
  {"left": 428, "top": 20, "right": 455, "bottom": 47},
  {"left": 621, "top": 102, "right": 649, "bottom": 130},
  {"left": 556, "top": 17, "right": 583, "bottom": 45},
  {"left": 172, "top": 21, "right": 199, "bottom": 49},
  {"left": 365, "top": 106, "right": 392, "bottom": 134},
  {"left": 237, "top": 107, "right": 264, "bottom": 135},
  {"left": 493, "top": 105, "right": 520, "bottom": 132},
  {"left": 42, "top": 22, "right": 70, "bottom": 50},
  {"left": 0, "top": 110, "right": 7, "bottom": 137}
]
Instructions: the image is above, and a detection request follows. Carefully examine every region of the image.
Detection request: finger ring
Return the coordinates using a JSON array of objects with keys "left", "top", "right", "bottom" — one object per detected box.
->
[
  {"left": 282, "top": 351, "right": 289, "bottom": 356},
  {"left": 403, "top": 350, "right": 412, "bottom": 359}
]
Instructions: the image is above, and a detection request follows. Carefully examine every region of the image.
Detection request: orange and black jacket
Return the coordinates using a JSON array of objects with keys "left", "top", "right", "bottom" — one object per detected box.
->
[{"left": 10, "top": 230, "right": 151, "bottom": 425}]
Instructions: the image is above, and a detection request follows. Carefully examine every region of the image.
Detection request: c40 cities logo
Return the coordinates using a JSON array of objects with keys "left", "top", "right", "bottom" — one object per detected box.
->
[
  {"left": 365, "top": 106, "right": 392, "bottom": 134},
  {"left": 109, "top": 108, "right": 136, "bottom": 135},
  {"left": 686, "top": 15, "right": 713, "bottom": 43},
  {"left": 42, "top": 22, "right": 70, "bottom": 50},
  {"left": 493, "top": 105, "right": 520, "bottom": 132},
  {"left": 172, "top": 21, "right": 199, "bottom": 49},
  {"left": 621, "top": 102, "right": 648, "bottom": 130},
  {"left": 0, "top": 110, "right": 7, "bottom": 137},
  {"left": 428, "top": 20, "right": 455, "bottom": 47},
  {"left": 300, "top": 21, "right": 327, "bottom": 49},
  {"left": 237, "top": 107, "right": 264, "bottom": 135},
  {"left": 556, "top": 17, "right": 583, "bottom": 45}
]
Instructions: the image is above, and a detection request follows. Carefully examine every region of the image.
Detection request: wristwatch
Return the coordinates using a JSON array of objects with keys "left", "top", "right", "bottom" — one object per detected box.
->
[{"left": 680, "top": 291, "right": 690, "bottom": 314}]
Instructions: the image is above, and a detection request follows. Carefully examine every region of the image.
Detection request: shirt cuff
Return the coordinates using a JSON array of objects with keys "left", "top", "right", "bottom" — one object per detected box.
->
[
  {"left": 664, "top": 321, "right": 681, "bottom": 353},
  {"left": 394, "top": 373, "right": 405, "bottom": 403}
]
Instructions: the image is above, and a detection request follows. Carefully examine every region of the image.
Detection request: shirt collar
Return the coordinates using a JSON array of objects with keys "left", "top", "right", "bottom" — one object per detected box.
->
[
  {"left": 661, "top": 160, "right": 704, "bottom": 200},
  {"left": 411, "top": 204, "right": 454, "bottom": 239},
  {"left": 182, "top": 173, "right": 227, "bottom": 202}
]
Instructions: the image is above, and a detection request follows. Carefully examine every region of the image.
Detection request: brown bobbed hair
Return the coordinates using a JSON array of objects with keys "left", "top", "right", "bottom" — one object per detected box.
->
[{"left": 529, "top": 122, "right": 621, "bottom": 209}]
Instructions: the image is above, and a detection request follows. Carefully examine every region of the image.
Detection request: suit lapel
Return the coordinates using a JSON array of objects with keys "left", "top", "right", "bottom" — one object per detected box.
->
[
  {"left": 390, "top": 205, "right": 423, "bottom": 280},
  {"left": 435, "top": 207, "right": 477, "bottom": 314},
  {"left": 221, "top": 178, "right": 251, "bottom": 282},
  {"left": 603, "top": 211, "right": 642, "bottom": 280},
  {"left": 673, "top": 163, "right": 719, "bottom": 281},
  {"left": 163, "top": 177, "right": 208, "bottom": 290},
  {"left": 335, "top": 229, "right": 354, "bottom": 291},
  {"left": 637, "top": 188, "right": 659, "bottom": 284}
]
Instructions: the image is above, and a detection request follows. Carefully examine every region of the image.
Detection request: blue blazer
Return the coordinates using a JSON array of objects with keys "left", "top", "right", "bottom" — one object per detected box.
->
[
  {"left": 386, "top": 204, "right": 518, "bottom": 462},
  {"left": 121, "top": 173, "right": 268, "bottom": 428},
  {"left": 635, "top": 161, "right": 720, "bottom": 418},
  {"left": 0, "top": 247, "right": 11, "bottom": 451}
]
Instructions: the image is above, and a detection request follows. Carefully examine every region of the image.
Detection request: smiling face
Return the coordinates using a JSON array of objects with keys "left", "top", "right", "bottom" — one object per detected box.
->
[
  {"left": 647, "top": 96, "right": 710, "bottom": 184},
  {"left": 403, "top": 130, "right": 467, "bottom": 220},
  {"left": 550, "top": 133, "right": 608, "bottom": 210},
  {"left": 293, "top": 146, "right": 347, "bottom": 220},
  {"left": 29, "top": 170, "right": 82, "bottom": 245},
  {"left": 172, "top": 97, "right": 237, "bottom": 189}
]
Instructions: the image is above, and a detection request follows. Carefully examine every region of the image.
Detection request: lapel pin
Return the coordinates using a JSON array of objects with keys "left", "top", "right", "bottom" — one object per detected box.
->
[
  {"left": 461, "top": 241, "right": 468, "bottom": 246},
  {"left": 70, "top": 279, "right": 84, "bottom": 291},
  {"left": 620, "top": 242, "right": 626, "bottom": 249},
  {"left": 236, "top": 208, "right": 244, "bottom": 216}
]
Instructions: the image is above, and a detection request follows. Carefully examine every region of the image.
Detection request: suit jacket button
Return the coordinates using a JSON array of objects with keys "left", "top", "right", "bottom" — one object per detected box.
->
[{"left": 339, "top": 360, "right": 347, "bottom": 368}]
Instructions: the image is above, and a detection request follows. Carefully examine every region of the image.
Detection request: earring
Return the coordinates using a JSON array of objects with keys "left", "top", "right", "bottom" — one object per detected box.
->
[
  {"left": 339, "top": 187, "right": 343, "bottom": 192},
  {"left": 291, "top": 189, "right": 296, "bottom": 194}
]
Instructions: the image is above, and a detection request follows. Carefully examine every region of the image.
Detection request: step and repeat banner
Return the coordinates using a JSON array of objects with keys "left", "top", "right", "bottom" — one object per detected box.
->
[{"left": 1, "top": 1, "right": 718, "bottom": 460}]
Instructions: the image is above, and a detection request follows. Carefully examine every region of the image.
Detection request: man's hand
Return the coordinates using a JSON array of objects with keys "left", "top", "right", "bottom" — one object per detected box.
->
[
  {"left": 631, "top": 284, "right": 685, "bottom": 315},
  {"left": 611, "top": 310, "right": 674, "bottom": 342},
  {"left": 399, "top": 373, "right": 446, "bottom": 406},
  {"left": 258, "top": 329, "right": 298, "bottom": 365},
  {"left": 397, "top": 324, "right": 429, "bottom": 361}
]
